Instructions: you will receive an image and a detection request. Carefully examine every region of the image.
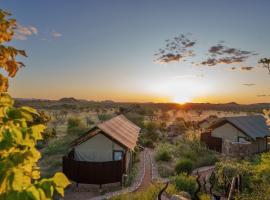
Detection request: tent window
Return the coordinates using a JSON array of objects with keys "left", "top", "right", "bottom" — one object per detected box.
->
[{"left": 113, "top": 150, "right": 123, "bottom": 161}]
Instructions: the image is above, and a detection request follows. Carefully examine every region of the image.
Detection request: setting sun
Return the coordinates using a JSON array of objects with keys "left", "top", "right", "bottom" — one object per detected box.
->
[
  {"left": 146, "top": 76, "right": 212, "bottom": 103},
  {"left": 172, "top": 96, "right": 191, "bottom": 104}
]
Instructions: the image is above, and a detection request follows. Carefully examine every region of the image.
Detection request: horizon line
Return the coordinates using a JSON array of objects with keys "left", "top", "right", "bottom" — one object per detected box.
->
[{"left": 14, "top": 97, "right": 270, "bottom": 106}]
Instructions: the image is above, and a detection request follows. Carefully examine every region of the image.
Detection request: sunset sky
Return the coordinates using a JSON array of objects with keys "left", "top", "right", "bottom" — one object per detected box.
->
[{"left": 2, "top": 0, "right": 270, "bottom": 104}]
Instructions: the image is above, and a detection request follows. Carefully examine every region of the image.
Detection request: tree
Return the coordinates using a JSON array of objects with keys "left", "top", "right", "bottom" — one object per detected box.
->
[
  {"left": 258, "top": 58, "right": 270, "bottom": 74},
  {"left": 0, "top": 9, "right": 69, "bottom": 199}
]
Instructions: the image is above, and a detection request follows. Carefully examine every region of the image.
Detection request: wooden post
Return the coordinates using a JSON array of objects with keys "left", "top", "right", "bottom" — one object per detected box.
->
[
  {"left": 99, "top": 184, "right": 102, "bottom": 193},
  {"left": 266, "top": 136, "right": 268, "bottom": 151},
  {"left": 227, "top": 177, "right": 236, "bottom": 200},
  {"left": 237, "top": 175, "right": 240, "bottom": 194}
]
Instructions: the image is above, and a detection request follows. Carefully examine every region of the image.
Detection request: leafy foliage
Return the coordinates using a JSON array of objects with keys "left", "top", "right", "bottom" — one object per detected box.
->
[
  {"left": 67, "top": 117, "right": 83, "bottom": 129},
  {"left": 98, "top": 113, "right": 112, "bottom": 122},
  {"left": 258, "top": 58, "right": 270, "bottom": 74},
  {"left": 213, "top": 153, "right": 270, "bottom": 199},
  {"left": 172, "top": 173, "right": 198, "bottom": 198},
  {"left": 111, "top": 183, "right": 177, "bottom": 200},
  {"left": 0, "top": 9, "right": 70, "bottom": 199},
  {"left": 155, "top": 144, "right": 172, "bottom": 162},
  {"left": 175, "top": 158, "right": 193, "bottom": 175}
]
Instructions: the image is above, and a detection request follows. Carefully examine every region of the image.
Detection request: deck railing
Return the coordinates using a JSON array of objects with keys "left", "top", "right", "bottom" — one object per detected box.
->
[
  {"left": 62, "top": 156, "right": 123, "bottom": 185},
  {"left": 201, "top": 132, "right": 222, "bottom": 152}
]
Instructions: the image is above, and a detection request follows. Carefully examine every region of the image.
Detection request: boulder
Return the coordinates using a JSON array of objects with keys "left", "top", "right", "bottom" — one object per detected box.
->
[{"left": 170, "top": 193, "right": 191, "bottom": 200}]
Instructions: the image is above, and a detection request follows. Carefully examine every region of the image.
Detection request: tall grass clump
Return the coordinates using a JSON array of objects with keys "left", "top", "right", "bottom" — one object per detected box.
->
[
  {"left": 67, "top": 116, "right": 86, "bottom": 135},
  {"left": 155, "top": 144, "right": 173, "bottom": 162},
  {"left": 111, "top": 184, "right": 160, "bottom": 200},
  {"left": 172, "top": 173, "right": 198, "bottom": 198}
]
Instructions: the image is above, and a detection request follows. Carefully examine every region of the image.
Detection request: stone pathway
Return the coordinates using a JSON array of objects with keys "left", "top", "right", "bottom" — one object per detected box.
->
[
  {"left": 149, "top": 148, "right": 169, "bottom": 183},
  {"left": 148, "top": 149, "right": 170, "bottom": 200},
  {"left": 135, "top": 150, "right": 152, "bottom": 191}
]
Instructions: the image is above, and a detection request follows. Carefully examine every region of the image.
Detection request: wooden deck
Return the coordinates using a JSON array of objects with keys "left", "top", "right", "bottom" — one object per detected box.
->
[{"left": 63, "top": 156, "right": 123, "bottom": 185}]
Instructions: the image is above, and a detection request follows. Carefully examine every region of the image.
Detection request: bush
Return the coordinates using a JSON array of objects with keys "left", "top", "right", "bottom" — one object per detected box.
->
[
  {"left": 173, "top": 173, "right": 197, "bottom": 198},
  {"left": 139, "top": 137, "right": 155, "bottom": 148},
  {"left": 198, "top": 193, "right": 211, "bottom": 200},
  {"left": 194, "top": 153, "right": 218, "bottom": 168},
  {"left": 67, "top": 117, "right": 83, "bottom": 128},
  {"left": 175, "top": 158, "right": 193, "bottom": 174},
  {"left": 145, "top": 121, "right": 159, "bottom": 142},
  {"left": 98, "top": 113, "right": 112, "bottom": 122},
  {"left": 158, "top": 164, "right": 175, "bottom": 178},
  {"left": 156, "top": 150, "right": 171, "bottom": 162},
  {"left": 111, "top": 184, "right": 160, "bottom": 200},
  {"left": 155, "top": 144, "right": 172, "bottom": 162}
]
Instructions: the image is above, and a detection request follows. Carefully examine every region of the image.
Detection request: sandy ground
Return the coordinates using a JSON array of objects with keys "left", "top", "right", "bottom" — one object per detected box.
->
[{"left": 64, "top": 182, "right": 122, "bottom": 200}]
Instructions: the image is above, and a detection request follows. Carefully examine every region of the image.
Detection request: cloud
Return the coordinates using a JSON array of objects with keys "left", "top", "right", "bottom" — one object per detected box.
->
[
  {"left": 242, "top": 83, "right": 256, "bottom": 86},
  {"left": 241, "top": 66, "right": 254, "bottom": 71},
  {"left": 14, "top": 24, "right": 38, "bottom": 40},
  {"left": 51, "top": 31, "right": 62, "bottom": 38},
  {"left": 170, "top": 74, "right": 204, "bottom": 80},
  {"left": 200, "top": 43, "right": 257, "bottom": 67},
  {"left": 257, "top": 94, "right": 270, "bottom": 97},
  {"left": 157, "top": 54, "right": 182, "bottom": 64},
  {"left": 154, "top": 34, "right": 196, "bottom": 64}
]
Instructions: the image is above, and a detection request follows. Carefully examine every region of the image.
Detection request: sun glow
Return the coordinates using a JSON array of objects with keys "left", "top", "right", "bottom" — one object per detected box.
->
[
  {"left": 146, "top": 75, "right": 212, "bottom": 103},
  {"left": 173, "top": 96, "right": 191, "bottom": 104}
]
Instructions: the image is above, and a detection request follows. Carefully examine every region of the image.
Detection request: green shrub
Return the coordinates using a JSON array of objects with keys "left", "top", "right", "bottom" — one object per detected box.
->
[
  {"left": 43, "top": 139, "right": 69, "bottom": 156},
  {"left": 145, "top": 121, "right": 159, "bottom": 142},
  {"left": 175, "top": 159, "right": 193, "bottom": 174},
  {"left": 194, "top": 153, "right": 218, "bottom": 168},
  {"left": 155, "top": 150, "right": 171, "bottom": 161},
  {"left": 98, "top": 113, "right": 112, "bottom": 121},
  {"left": 155, "top": 144, "right": 172, "bottom": 162},
  {"left": 181, "top": 150, "right": 197, "bottom": 161},
  {"left": 158, "top": 164, "right": 175, "bottom": 178},
  {"left": 67, "top": 117, "right": 83, "bottom": 128},
  {"left": 140, "top": 138, "right": 155, "bottom": 148},
  {"left": 199, "top": 193, "right": 211, "bottom": 200},
  {"left": 173, "top": 173, "right": 197, "bottom": 198},
  {"left": 111, "top": 184, "right": 160, "bottom": 200}
]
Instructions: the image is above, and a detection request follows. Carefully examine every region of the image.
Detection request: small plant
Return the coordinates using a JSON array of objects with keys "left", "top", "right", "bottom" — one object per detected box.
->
[
  {"left": 67, "top": 117, "right": 83, "bottom": 128},
  {"left": 111, "top": 184, "right": 160, "bottom": 200},
  {"left": 173, "top": 173, "right": 198, "bottom": 198},
  {"left": 158, "top": 164, "right": 175, "bottom": 178},
  {"left": 155, "top": 144, "right": 172, "bottom": 162},
  {"left": 98, "top": 113, "right": 112, "bottom": 121},
  {"left": 198, "top": 193, "right": 211, "bottom": 200},
  {"left": 175, "top": 158, "right": 193, "bottom": 175}
]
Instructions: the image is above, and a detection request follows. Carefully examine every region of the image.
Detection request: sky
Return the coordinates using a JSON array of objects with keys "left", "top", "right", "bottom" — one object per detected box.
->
[{"left": 1, "top": 0, "right": 270, "bottom": 104}]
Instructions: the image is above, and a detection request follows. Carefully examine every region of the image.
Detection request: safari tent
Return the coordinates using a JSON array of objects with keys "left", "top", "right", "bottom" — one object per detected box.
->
[
  {"left": 63, "top": 115, "right": 140, "bottom": 186},
  {"left": 201, "top": 115, "right": 270, "bottom": 155}
]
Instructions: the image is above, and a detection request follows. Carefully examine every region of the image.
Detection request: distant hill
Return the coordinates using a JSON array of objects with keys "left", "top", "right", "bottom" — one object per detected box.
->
[
  {"left": 14, "top": 97, "right": 270, "bottom": 112},
  {"left": 59, "top": 97, "right": 80, "bottom": 103}
]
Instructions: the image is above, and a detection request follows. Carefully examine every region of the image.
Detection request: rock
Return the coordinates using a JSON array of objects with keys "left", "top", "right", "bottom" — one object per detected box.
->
[
  {"left": 178, "top": 191, "right": 191, "bottom": 199},
  {"left": 170, "top": 194, "right": 191, "bottom": 200}
]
